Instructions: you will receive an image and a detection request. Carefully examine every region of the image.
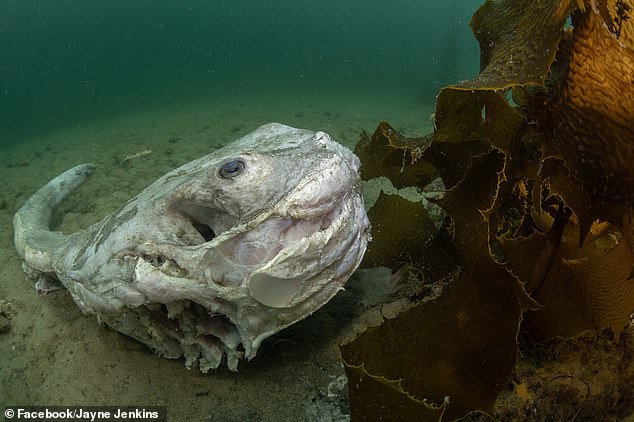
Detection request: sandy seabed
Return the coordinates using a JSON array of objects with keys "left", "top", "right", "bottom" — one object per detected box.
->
[
  {"left": 0, "top": 91, "right": 433, "bottom": 421},
  {"left": 2, "top": 90, "right": 633, "bottom": 421}
]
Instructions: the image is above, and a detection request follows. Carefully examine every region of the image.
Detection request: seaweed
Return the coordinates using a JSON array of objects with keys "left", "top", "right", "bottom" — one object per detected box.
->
[
  {"left": 614, "top": 0, "right": 631, "bottom": 38},
  {"left": 342, "top": 0, "right": 634, "bottom": 419},
  {"left": 361, "top": 191, "right": 437, "bottom": 271}
]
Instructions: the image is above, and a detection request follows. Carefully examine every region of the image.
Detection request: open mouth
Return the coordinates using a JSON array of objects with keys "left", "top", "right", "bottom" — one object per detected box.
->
[
  {"left": 121, "top": 194, "right": 356, "bottom": 372},
  {"left": 119, "top": 194, "right": 352, "bottom": 372},
  {"left": 103, "top": 298, "right": 246, "bottom": 372}
]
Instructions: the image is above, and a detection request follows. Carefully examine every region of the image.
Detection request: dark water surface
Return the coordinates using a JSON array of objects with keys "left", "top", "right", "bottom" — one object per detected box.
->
[{"left": 0, "top": 0, "right": 482, "bottom": 144}]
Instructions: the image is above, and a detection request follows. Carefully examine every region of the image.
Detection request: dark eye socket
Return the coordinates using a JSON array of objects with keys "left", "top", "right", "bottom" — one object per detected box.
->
[{"left": 219, "top": 158, "right": 246, "bottom": 179}]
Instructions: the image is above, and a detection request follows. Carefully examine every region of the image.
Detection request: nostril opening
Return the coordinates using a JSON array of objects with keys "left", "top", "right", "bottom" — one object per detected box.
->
[{"left": 192, "top": 222, "right": 216, "bottom": 242}]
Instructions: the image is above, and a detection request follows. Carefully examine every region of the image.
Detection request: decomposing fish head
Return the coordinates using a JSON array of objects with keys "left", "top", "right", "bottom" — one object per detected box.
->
[{"left": 13, "top": 123, "right": 370, "bottom": 372}]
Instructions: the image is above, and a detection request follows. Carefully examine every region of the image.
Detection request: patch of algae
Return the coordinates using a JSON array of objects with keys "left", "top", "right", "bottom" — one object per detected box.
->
[
  {"left": 361, "top": 191, "right": 437, "bottom": 271},
  {"left": 342, "top": 150, "right": 527, "bottom": 421},
  {"left": 342, "top": 0, "right": 634, "bottom": 419}
]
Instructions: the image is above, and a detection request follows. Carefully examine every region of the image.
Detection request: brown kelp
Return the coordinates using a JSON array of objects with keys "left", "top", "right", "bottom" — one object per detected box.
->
[{"left": 341, "top": 0, "right": 634, "bottom": 419}]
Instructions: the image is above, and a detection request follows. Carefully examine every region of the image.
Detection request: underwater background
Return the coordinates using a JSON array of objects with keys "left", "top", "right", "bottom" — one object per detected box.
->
[
  {"left": 0, "top": 0, "right": 482, "bottom": 144},
  {"left": 0, "top": 1, "right": 485, "bottom": 420}
]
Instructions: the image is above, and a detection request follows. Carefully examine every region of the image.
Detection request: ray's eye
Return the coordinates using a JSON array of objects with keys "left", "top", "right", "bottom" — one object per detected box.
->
[{"left": 219, "top": 158, "right": 246, "bottom": 179}]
